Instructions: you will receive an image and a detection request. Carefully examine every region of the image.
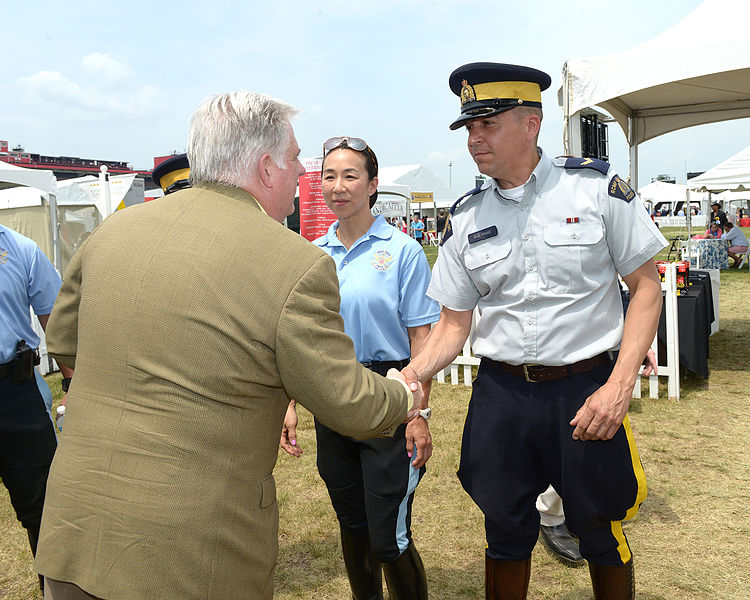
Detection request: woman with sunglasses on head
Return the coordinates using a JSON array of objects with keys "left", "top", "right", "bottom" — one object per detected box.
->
[{"left": 281, "top": 137, "right": 439, "bottom": 600}]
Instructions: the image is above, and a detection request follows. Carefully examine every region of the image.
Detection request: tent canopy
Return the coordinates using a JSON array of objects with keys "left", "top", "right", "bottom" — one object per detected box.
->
[
  {"left": 688, "top": 145, "right": 750, "bottom": 192},
  {"left": 0, "top": 161, "right": 57, "bottom": 194},
  {"left": 378, "top": 164, "right": 454, "bottom": 205},
  {"left": 560, "top": 0, "right": 750, "bottom": 177}
]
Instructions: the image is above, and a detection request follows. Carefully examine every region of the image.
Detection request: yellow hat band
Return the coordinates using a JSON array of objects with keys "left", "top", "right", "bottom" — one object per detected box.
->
[
  {"left": 471, "top": 81, "right": 541, "bottom": 104},
  {"left": 158, "top": 167, "right": 190, "bottom": 192}
]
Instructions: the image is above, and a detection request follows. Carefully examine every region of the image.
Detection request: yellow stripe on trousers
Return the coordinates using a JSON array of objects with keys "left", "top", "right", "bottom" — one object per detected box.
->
[{"left": 610, "top": 413, "right": 648, "bottom": 563}]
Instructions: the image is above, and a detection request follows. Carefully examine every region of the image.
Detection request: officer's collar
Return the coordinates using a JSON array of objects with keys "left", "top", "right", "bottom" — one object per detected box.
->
[{"left": 489, "top": 147, "right": 550, "bottom": 197}]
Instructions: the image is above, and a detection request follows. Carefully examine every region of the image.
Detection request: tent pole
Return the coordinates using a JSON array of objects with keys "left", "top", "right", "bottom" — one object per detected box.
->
[
  {"left": 628, "top": 117, "right": 639, "bottom": 192},
  {"left": 48, "top": 192, "right": 62, "bottom": 273}
]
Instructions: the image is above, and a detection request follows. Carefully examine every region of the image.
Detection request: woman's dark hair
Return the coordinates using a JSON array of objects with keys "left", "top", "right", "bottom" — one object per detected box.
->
[{"left": 322, "top": 143, "right": 379, "bottom": 208}]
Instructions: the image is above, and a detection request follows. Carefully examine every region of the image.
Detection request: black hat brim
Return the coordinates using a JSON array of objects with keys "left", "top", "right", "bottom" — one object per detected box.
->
[{"left": 449, "top": 104, "right": 518, "bottom": 130}]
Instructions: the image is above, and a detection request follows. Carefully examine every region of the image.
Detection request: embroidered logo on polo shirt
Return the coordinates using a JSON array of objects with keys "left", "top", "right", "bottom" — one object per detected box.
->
[
  {"left": 0, "top": 248, "right": 7, "bottom": 265},
  {"left": 372, "top": 250, "right": 394, "bottom": 271}
]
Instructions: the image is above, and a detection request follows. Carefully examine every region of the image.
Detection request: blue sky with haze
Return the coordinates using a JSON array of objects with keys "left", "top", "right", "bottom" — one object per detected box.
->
[{"left": 2, "top": 0, "right": 746, "bottom": 194}]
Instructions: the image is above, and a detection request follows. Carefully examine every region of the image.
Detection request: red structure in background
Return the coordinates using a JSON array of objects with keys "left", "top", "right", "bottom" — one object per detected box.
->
[{"left": 0, "top": 138, "right": 152, "bottom": 183}]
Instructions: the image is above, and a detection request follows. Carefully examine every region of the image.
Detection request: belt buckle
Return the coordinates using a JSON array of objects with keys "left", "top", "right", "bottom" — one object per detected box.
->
[{"left": 523, "top": 364, "right": 541, "bottom": 383}]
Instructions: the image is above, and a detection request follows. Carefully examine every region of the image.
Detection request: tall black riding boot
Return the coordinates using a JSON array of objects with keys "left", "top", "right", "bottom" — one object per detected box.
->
[
  {"left": 381, "top": 541, "right": 428, "bottom": 600},
  {"left": 340, "top": 526, "right": 383, "bottom": 600},
  {"left": 485, "top": 555, "right": 531, "bottom": 600},
  {"left": 589, "top": 559, "right": 635, "bottom": 600}
]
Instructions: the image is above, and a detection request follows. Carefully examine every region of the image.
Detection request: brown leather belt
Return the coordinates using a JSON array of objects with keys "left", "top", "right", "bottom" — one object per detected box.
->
[{"left": 490, "top": 352, "right": 611, "bottom": 383}]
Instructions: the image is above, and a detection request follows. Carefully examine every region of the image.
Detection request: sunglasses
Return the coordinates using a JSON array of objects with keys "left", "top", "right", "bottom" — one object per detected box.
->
[{"left": 323, "top": 136, "right": 378, "bottom": 170}]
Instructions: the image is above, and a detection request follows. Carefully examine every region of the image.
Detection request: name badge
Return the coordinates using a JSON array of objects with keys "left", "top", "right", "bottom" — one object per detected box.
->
[{"left": 468, "top": 225, "right": 498, "bottom": 244}]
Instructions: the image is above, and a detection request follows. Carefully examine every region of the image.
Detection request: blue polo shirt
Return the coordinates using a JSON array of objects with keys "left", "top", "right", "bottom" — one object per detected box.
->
[
  {"left": 0, "top": 225, "right": 62, "bottom": 363},
  {"left": 314, "top": 215, "right": 439, "bottom": 362}
]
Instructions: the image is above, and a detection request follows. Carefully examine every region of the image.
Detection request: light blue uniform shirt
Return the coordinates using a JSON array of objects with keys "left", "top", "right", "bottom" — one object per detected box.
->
[
  {"left": 314, "top": 215, "right": 439, "bottom": 363},
  {"left": 0, "top": 224, "right": 62, "bottom": 363}
]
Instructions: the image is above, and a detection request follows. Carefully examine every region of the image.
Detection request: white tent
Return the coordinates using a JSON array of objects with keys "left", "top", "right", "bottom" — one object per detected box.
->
[
  {"left": 560, "top": 0, "right": 750, "bottom": 188},
  {"left": 0, "top": 160, "right": 56, "bottom": 194},
  {"left": 687, "top": 145, "right": 750, "bottom": 192},
  {"left": 378, "top": 164, "right": 455, "bottom": 206}
]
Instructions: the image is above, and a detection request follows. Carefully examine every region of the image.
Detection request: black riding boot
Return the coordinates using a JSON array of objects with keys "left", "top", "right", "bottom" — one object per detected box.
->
[
  {"left": 589, "top": 559, "right": 635, "bottom": 600},
  {"left": 340, "top": 526, "right": 383, "bottom": 600},
  {"left": 382, "top": 541, "right": 428, "bottom": 600}
]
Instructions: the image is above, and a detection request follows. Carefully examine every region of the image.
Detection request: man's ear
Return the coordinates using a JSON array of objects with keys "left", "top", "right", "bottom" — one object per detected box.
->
[
  {"left": 526, "top": 114, "right": 541, "bottom": 140},
  {"left": 258, "top": 154, "right": 274, "bottom": 189}
]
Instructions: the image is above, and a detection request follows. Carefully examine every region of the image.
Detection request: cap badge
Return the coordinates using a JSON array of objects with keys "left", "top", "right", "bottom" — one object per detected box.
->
[{"left": 460, "top": 79, "right": 476, "bottom": 105}]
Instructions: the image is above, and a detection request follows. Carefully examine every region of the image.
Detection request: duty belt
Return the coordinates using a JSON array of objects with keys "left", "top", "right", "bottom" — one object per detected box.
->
[
  {"left": 489, "top": 352, "right": 611, "bottom": 383},
  {"left": 0, "top": 360, "right": 13, "bottom": 380}
]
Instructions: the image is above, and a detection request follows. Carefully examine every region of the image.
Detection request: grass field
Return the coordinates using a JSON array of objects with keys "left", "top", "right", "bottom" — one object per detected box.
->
[{"left": 2, "top": 225, "right": 749, "bottom": 598}]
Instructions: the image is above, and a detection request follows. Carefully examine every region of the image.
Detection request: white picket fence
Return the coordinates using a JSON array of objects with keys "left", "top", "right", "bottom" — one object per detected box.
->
[{"left": 436, "top": 265, "right": 682, "bottom": 402}]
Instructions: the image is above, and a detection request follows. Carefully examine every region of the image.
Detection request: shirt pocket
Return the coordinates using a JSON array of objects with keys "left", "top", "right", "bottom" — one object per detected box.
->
[
  {"left": 542, "top": 223, "right": 604, "bottom": 292},
  {"left": 463, "top": 238, "right": 512, "bottom": 297}
]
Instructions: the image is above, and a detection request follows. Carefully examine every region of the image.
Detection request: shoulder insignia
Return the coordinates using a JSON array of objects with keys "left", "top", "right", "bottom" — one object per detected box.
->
[
  {"left": 557, "top": 157, "right": 610, "bottom": 176},
  {"left": 449, "top": 184, "right": 483, "bottom": 215},
  {"left": 608, "top": 174, "right": 636, "bottom": 203}
]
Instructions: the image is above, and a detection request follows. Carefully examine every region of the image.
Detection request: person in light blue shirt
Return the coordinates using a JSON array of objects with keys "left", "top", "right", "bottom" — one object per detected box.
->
[
  {"left": 0, "top": 224, "right": 73, "bottom": 593},
  {"left": 281, "top": 137, "right": 439, "bottom": 600},
  {"left": 410, "top": 214, "right": 425, "bottom": 245}
]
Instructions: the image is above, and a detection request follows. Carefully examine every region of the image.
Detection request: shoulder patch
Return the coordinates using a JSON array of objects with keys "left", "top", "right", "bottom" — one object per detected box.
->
[
  {"left": 558, "top": 157, "right": 610, "bottom": 176},
  {"left": 449, "top": 184, "right": 483, "bottom": 215},
  {"left": 608, "top": 175, "right": 636, "bottom": 203},
  {"left": 440, "top": 218, "right": 453, "bottom": 246}
]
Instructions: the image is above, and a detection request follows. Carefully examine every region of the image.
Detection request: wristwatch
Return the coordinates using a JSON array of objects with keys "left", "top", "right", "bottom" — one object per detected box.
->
[
  {"left": 61, "top": 377, "right": 72, "bottom": 393},
  {"left": 418, "top": 408, "right": 431, "bottom": 421}
]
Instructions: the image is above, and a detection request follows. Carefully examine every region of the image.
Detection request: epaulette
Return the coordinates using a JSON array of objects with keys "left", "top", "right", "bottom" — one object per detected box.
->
[
  {"left": 449, "top": 184, "right": 483, "bottom": 215},
  {"left": 554, "top": 156, "right": 610, "bottom": 176}
]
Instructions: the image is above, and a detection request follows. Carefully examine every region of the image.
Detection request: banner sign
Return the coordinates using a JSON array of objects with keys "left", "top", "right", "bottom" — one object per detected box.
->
[
  {"left": 411, "top": 192, "right": 434, "bottom": 203},
  {"left": 298, "top": 158, "right": 335, "bottom": 241}
]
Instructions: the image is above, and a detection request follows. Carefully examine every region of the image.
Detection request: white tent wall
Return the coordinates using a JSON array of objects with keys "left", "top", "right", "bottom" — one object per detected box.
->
[
  {"left": 0, "top": 187, "right": 56, "bottom": 260},
  {"left": 560, "top": 0, "right": 750, "bottom": 189},
  {"left": 687, "top": 145, "right": 750, "bottom": 192}
]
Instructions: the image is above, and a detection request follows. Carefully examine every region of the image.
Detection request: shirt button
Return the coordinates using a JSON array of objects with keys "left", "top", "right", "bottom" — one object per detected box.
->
[
  {"left": 571, "top": 233, "right": 578, "bottom": 239},
  {"left": 485, "top": 253, "right": 490, "bottom": 259},
  {"left": 519, "top": 205, "right": 526, "bottom": 211},
  {"left": 527, "top": 264, "right": 534, "bottom": 271},
  {"left": 522, "top": 234, "right": 530, "bottom": 241},
  {"left": 527, "top": 319, "right": 534, "bottom": 325},
  {"left": 527, "top": 292, "right": 534, "bottom": 299}
]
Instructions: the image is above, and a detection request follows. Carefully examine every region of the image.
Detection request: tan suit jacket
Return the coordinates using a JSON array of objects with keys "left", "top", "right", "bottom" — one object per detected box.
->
[{"left": 35, "top": 183, "right": 408, "bottom": 599}]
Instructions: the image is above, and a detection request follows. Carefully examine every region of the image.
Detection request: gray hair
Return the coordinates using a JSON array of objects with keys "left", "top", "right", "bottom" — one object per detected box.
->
[{"left": 187, "top": 91, "right": 299, "bottom": 187}]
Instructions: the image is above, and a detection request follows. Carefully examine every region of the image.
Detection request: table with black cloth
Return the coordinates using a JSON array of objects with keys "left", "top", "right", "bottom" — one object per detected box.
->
[{"left": 656, "top": 270, "right": 714, "bottom": 378}]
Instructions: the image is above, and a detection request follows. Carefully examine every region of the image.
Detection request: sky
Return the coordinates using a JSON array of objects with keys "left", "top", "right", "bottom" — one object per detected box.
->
[{"left": 2, "top": 0, "right": 748, "bottom": 195}]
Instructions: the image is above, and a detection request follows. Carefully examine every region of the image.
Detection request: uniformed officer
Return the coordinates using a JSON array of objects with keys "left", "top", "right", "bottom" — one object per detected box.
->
[
  {"left": 0, "top": 224, "right": 74, "bottom": 593},
  {"left": 403, "top": 63, "right": 667, "bottom": 599},
  {"left": 151, "top": 153, "right": 191, "bottom": 195}
]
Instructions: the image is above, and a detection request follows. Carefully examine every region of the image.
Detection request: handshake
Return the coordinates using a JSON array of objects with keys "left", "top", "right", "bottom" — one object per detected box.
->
[{"left": 386, "top": 365, "right": 425, "bottom": 423}]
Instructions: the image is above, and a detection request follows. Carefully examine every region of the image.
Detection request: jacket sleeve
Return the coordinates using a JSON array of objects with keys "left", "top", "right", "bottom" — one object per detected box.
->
[
  {"left": 45, "top": 243, "right": 86, "bottom": 369},
  {"left": 275, "top": 253, "right": 408, "bottom": 439}
]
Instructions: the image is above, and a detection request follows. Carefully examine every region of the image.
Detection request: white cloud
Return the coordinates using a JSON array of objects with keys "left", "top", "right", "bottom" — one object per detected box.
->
[
  {"left": 16, "top": 64, "right": 164, "bottom": 122},
  {"left": 81, "top": 52, "right": 134, "bottom": 86}
]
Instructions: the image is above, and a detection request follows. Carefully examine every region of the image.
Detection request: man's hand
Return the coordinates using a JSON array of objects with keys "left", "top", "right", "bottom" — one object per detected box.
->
[
  {"left": 386, "top": 368, "right": 423, "bottom": 421},
  {"left": 405, "top": 416, "right": 432, "bottom": 468},
  {"left": 280, "top": 399, "right": 303, "bottom": 457},
  {"left": 642, "top": 349, "right": 658, "bottom": 376},
  {"left": 570, "top": 380, "right": 631, "bottom": 441}
]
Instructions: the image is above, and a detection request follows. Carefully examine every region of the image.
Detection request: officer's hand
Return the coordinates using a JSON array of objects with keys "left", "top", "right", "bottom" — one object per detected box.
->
[
  {"left": 280, "top": 399, "right": 303, "bottom": 457},
  {"left": 570, "top": 381, "right": 630, "bottom": 441},
  {"left": 387, "top": 368, "right": 423, "bottom": 421},
  {"left": 405, "top": 416, "right": 432, "bottom": 468}
]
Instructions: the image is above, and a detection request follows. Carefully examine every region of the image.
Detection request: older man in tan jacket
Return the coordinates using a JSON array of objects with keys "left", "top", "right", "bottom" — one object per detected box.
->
[{"left": 35, "top": 91, "right": 420, "bottom": 600}]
